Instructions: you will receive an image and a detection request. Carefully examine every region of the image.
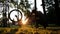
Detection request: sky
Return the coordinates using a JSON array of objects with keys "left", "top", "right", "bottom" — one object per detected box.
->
[
  {"left": 28, "top": 0, "right": 43, "bottom": 13},
  {"left": 14, "top": 0, "right": 43, "bottom": 13}
]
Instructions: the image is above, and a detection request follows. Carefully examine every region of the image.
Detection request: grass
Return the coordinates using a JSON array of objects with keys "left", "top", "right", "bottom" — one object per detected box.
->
[{"left": 0, "top": 25, "right": 60, "bottom": 34}]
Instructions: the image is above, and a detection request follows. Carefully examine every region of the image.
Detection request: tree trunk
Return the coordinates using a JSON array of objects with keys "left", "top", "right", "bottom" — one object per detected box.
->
[{"left": 42, "top": 0, "right": 46, "bottom": 15}]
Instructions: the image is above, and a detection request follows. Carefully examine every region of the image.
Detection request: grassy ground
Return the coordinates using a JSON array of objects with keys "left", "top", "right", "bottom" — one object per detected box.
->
[{"left": 0, "top": 25, "right": 60, "bottom": 34}]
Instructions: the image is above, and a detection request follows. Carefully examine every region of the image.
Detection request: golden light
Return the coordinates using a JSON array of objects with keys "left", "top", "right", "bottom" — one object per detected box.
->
[
  {"left": 22, "top": 17, "right": 28, "bottom": 25},
  {"left": 20, "top": 12, "right": 28, "bottom": 25}
]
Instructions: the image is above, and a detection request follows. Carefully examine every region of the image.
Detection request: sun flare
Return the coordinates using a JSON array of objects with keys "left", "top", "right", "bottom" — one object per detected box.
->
[
  {"left": 21, "top": 13, "right": 28, "bottom": 25},
  {"left": 22, "top": 18, "right": 28, "bottom": 25}
]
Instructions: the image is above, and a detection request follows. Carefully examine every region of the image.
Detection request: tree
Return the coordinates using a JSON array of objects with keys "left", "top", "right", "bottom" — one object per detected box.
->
[
  {"left": 42, "top": 0, "right": 46, "bottom": 15},
  {"left": 54, "top": 0, "right": 60, "bottom": 25},
  {"left": 44, "top": 0, "right": 59, "bottom": 25},
  {"left": 11, "top": 0, "right": 31, "bottom": 16}
]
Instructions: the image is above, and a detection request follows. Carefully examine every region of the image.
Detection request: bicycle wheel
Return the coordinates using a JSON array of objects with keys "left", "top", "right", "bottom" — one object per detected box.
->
[{"left": 9, "top": 9, "right": 22, "bottom": 22}]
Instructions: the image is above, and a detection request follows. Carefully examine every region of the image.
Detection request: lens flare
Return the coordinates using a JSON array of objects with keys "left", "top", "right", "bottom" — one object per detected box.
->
[
  {"left": 22, "top": 17, "right": 28, "bottom": 25},
  {"left": 21, "top": 13, "right": 29, "bottom": 25},
  {"left": 21, "top": 12, "right": 28, "bottom": 25}
]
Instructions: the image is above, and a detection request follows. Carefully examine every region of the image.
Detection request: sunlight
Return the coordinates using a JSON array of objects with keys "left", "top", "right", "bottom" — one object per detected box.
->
[
  {"left": 9, "top": 5, "right": 28, "bottom": 25},
  {"left": 22, "top": 17, "right": 28, "bottom": 25},
  {"left": 8, "top": 0, "right": 43, "bottom": 25},
  {"left": 21, "top": 12, "right": 28, "bottom": 25}
]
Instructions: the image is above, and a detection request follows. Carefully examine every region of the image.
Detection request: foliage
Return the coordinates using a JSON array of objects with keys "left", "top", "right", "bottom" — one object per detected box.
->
[
  {"left": 0, "top": 0, "right": 5, "bottom": 3},
  {"left": 44, "top": 0, "right": 58, "bottom": 24},
  {"left": 11, "top": 0, "right": 31, "bottom": 16}
]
